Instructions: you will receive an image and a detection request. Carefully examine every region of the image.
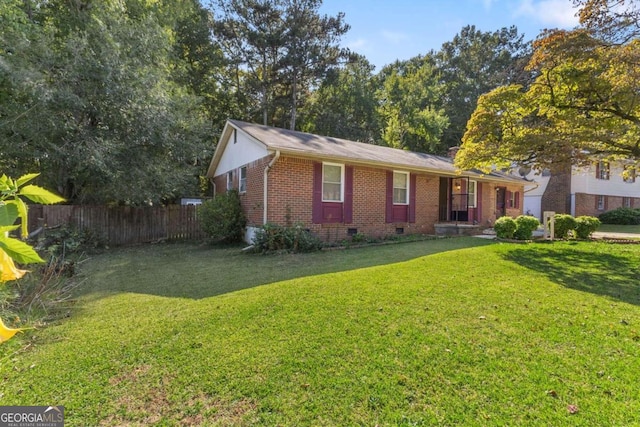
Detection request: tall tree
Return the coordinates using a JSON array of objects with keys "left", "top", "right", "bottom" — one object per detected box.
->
[
  {"left": 376, "top": 56, "right": 449, "bottom": 152},
  {"left": 211, "top": 0, "right": 349, "bottom": 129},
  {"left": 435, "top": 25, "right": 530, "bottom": 150},
  {"left": 300, "top": 54, "right": 380, "bottom": 143},
  {"left": 0, "top": 0, "right": 215, "bottom": 204},
  {"left": 456, "top": 1, "right": 640, "bottom": 174}
]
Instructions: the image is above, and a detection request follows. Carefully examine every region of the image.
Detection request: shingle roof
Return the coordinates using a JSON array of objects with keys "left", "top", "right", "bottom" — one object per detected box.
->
[{"left": 220, "top": 120, "right": 523, "bottom": 183}]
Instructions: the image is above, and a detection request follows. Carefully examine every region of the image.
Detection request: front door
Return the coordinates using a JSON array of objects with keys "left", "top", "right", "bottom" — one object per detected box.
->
[{"left": 496, "top": 187, "right": 506, "bottom": 218}]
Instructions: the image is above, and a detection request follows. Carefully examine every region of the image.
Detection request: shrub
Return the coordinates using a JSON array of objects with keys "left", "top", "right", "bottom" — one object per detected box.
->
[
  {"left": 514, "top": 215, "right": 540, "bottom": 240},
  {"left": 575, "top": 216, "right": 601, "bottom": 239},
  {"left": 252, "top": 224, "right": 323, "bottom": 253},
  {"left": 494, "top": 216, "right": 516, "bottom": 239},
  {"left": 598, "top": 207, "right": 640, "bottom": 225},
  {"left": 199, "top": 191, "right": 247, "bottom": 243},
  {"left": 553, "top": 214, "right": 577, "bottom": 239}
]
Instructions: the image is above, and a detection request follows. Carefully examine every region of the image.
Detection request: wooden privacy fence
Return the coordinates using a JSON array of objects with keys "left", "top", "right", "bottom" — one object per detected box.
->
[{"left": 27, "top": 205, "right": 206, "bottom": 246}]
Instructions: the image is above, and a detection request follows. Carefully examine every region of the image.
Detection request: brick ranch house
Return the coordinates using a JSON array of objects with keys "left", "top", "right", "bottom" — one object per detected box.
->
[
  {"left": 206, "top": 120, "right": 526, "bottom": 243},
  {"left": 522, "top": 161, "right": 639, "bottom": 220}
]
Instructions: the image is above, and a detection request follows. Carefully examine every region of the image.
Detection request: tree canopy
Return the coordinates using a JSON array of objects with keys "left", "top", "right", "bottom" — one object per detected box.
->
[{"left": 456, "top": 0, "right": 640, "bottom": 174}]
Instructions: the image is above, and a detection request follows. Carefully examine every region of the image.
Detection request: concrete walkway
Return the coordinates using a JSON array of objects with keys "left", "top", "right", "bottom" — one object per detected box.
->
[{"left": 592, "top": 231, "right": 640, "bottom": 240}]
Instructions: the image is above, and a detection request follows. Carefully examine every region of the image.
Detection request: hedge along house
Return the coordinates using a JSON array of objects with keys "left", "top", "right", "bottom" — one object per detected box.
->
[{"left": 206, "top": 120, "right": 526, "bottom": 243}]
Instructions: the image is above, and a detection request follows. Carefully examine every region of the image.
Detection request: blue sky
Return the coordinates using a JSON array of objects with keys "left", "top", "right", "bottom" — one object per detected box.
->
[{"left": 319, "top": 0, "right": 581, "bottom": 70}]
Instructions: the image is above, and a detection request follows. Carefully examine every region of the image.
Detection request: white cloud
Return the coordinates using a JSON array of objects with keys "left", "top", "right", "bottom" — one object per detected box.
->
[
  {"left": 346, "top": 38, "right": 369, "bottom": 51},
  {"left": 514, "top": 0, "right": 580, "bottom": 28},
  {"left": 482, "top": 0, "right": 497, "bottom": 11},
  {"left": 381, "top": 30, "right": 410, "bottom": 44}
]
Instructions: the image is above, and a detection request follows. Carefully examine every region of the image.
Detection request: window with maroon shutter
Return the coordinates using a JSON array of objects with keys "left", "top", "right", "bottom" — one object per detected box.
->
[
  {"left": 386, "top": 171, "right": 413, "bottom": 223},
  {"left": 313, "top": 162, "right": 352, "bottom": 224}
]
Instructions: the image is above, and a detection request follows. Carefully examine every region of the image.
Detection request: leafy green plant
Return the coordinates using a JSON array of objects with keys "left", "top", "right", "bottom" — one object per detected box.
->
[
  {"left": 252, "top": 224, "right": 323, "bottom": 253},
  {"left": 0, "top": 173, "right": 64, "bottom": 343},
  {"left": 575, "top": 216, "right": 601, "bottom": 239},
  {"left": 514, "top": 215, "right": 540, "bottom": 240},
  {"left": 553, "top": 213, "right": 577, "bottom": 239},
  {"left": 599, "top": 207, "right": 640, "bottom": 225},
  {"left": 493, "top": 216, "right": 516, "bottom": 239},
  {"left": 198, "top": 190, "right": 247, "bottom": 243}
]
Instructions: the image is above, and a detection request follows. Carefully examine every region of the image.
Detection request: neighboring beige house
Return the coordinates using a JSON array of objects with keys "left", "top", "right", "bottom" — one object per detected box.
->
[
  {"left": 523, "top": 161, "right": 639, "bottom": 219},
  {"left": 206, "top": 120, "right": 526, "bottom": 243}
]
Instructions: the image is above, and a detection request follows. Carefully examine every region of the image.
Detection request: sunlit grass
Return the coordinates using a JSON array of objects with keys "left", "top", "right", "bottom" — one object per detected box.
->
[{"left": 1, "top": 239, "right": 639, "bottom": 426}]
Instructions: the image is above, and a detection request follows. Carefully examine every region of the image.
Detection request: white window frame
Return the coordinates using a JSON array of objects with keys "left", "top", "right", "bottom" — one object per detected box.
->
[
  {"left": 468, "top": 180, "right": 477, "bottom": 208},
  {"left": 623, "top": 197, "right": 632, "bottom": 208},
  {"left": 226, "top": 170, "right": 234, "bottom": 191},
  {"left": 393, "top": 171, "right": 410, "bottom": 205},
  {"left": 322, "top": 162, "right": 344, "bottom": 202},
  {"left": 623, "top": 165, "right": 636, "bottom": 183},
  {"left": 597, "top": 161, "right": 610, "bottom": 180},
  {"left": 239, "top": 166, "right": 247, "bottom": 193},
  {"left": 597, "top": 195, "right": 606, "bottom": 210}
]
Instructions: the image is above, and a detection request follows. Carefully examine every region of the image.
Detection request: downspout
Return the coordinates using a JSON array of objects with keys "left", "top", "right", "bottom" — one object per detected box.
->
[{"left": 263, "top": 150, "right": 281, "bottom": 225}]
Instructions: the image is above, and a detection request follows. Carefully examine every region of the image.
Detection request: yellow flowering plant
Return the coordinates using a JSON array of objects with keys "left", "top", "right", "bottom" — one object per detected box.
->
[{"left": 0, "top": 173, "right": 64, "bottom": 343}]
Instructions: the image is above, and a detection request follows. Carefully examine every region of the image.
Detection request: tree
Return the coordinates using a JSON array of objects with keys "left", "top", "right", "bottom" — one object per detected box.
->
[
  {"left": 300, "top": 54, "right": 380, "bottom": 143},
  {"left": 211, "top": 0, "right": 349, "bottom": 129},
  {"left": 456, "top": 1, "right": 640, "bottom": 174},
  {"left": 0, "top": 0, "right": 214, "bottom": 204},
  {"left": 435, "top": 25, "right": 530, "bottom": 150},
  {"left": 376, "top": 57, "right": 449, "bottom": 152}
]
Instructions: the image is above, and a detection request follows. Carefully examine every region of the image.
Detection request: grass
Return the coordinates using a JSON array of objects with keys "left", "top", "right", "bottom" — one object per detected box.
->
[
  {"left": 598, "top": 223, "right": 640, "bottom": 234},
  {"left": 1, "top": 238, "right": 640, "bottom": 426}
]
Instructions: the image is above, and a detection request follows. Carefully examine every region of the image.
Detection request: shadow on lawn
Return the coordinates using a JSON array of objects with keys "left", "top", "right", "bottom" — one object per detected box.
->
[
  {"left": 504, "top": 244, "right": 640, "bottom": 306},
  {"left": 76, "top": 237, "right": 494, "bottom": 300}
]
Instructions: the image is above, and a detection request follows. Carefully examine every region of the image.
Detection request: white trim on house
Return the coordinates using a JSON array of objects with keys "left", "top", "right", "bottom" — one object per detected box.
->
[
  {"left": 393, "top": 171, "right": 410, "bottom": 205},
  {"left": 322, "top": 162, "right": 344, "bottom": 202}
]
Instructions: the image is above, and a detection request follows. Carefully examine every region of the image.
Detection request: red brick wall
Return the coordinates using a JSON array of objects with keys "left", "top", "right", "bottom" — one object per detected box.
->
[
  {"left": 575, "top": 193, "right": 640, "bottom": 217},
  {"left": 213, "top": 156, "right": 270, "bottom": 227},
  {"left": 541, "top": 165, "right": 572, "bottom": 214},
  {"left": 216, "top": 154, "right": 524, "bottom": 242}
]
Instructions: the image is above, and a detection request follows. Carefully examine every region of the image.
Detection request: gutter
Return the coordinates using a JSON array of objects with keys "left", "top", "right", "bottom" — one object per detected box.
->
[{"left": 263, "top": 150, "right": 281, "bottom": 225}]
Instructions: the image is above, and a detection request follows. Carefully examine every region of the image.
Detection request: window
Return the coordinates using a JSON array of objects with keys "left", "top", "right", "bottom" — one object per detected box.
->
[
  {"left": 623, "top": 197, "right": 633, "bottom": 208},
  {"left": 624, "top": 165, "right": 636, "bottom": 183},
  {"left": 226, "top": 170, "right": 234, "bottom": 191},
  {"left": 468, "top": 180, "right": 477, "bottom": 208},
  {"left": 596, "top": 195, "right": 606, "bottom": 210},
  {"left": 393, "top": 171, "right": 409, "bottom": 204},
  {"left": 322, "top": 163, "right": 343, "bottom": 202},
  {"left": 596, "top": 161, "right": 610, "bottom": 180},
  {"left": 239, "top": 166, "right": 247, "bottom": 193}
]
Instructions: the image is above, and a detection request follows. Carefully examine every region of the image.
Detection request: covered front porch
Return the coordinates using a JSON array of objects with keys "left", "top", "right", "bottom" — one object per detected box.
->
[{"left": 435, "top": 176, "right": 508, "bottom": 236}]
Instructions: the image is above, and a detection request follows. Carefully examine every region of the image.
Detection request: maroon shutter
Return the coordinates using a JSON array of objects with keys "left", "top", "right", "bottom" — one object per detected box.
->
[
  {"left": 344, "top": 166, "right": 354, "bottom": 224},
  {"left": 385, "top": 171, "right": 393, "bottom": 223},
  {"left": 506, "top": 190, "right": 512, "bottom": 208},
  {"left": 312, "top": 162, "right": 323, "bottom": 224},
  {"left": 595, "top": 162, "right": 600, "bottom": 179},
  {"left": 476, "top": 182, "right": 483, "bottom": 223},
  {"left": 515, "top": 191, "right": 520, "bottom": 209},
  {"left": 408, "top": 173, "right": 417, "bottom": 223}
]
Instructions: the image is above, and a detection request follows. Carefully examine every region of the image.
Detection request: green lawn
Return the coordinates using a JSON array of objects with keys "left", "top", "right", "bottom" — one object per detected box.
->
[
  {"left": 2, "top": 238, "right": 640, "bottom": 426},
  {"left": 598, "top": 223, "right": 640, "bottom": 234}
]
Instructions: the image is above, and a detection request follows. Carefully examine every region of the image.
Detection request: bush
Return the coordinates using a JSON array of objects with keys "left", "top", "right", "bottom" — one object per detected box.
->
[
  {"left": 199, "top": 191, "right": 247, "bottom": 243},
  {"left": 514, "top": 215, "right": 540, "bottom": 240},
  {"left": 598, "top": 207, "right": 640, "bottom": 225},
  {"left": 494, "top": 216, "right": 517, "bottom": 239},
  {"left": 252, "top": 224, "right": 323, "bottom": 253},
  {"left": 553, "top": 214, "right": 577, "bottom": 239},
  {"left": 575, "top": 216, "right": 601, "bottom": 239}
]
